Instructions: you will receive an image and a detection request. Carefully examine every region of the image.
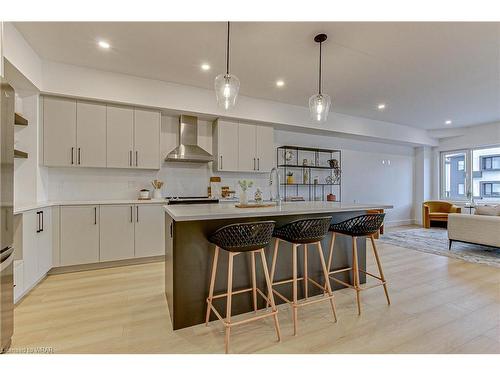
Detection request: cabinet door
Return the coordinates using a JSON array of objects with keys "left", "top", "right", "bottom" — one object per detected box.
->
[
  {"left": 216, "top": 120, "right": 239, "bottom": 171},
  {"left": 255, "top": 126, "right": 274, "bottom": 173},
  {"left": 134, "top": 205, "right": 165, "bottom": 258},
  {"left": 99, "top": 205, "right": 135, "bottom": 262},
  {"left": 107, "top": 105, "right": 134, "bottom": 168},
  {"left": 43, "top": 97, "right": 77, "bottom": 167},
  {"left": 238, "top": 123, "right": 257, "bottom": 172},
  {"left": 22, "top": 210, "right": 39, "bottom": 290},
  {"left": 76, "top": 101, "right": 107, "bottom": 167},
  {"left": 134, "top": 109, "right": 160, "bottom": 169},
  {"left": 60, "top": 206, "right": 99, "bottom": 266},
  {"left": 37, "top": 208, "right": 53, "bottom": 276}
]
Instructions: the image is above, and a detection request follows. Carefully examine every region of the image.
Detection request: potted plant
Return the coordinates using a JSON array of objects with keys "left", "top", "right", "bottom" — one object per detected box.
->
[{"left": 238, "top": 180, "right": 253, "bottom": 205}]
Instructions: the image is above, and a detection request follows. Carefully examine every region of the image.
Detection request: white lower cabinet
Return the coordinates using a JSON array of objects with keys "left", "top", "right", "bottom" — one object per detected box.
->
[
  {"left": 134, "top": 204, "right": 165, "bottom": 258},
  {"left": 21, "top": 208, "right": 53, "bottom": 294},
  {"left": 60, "top": 206, "right": 99, "bottom": 266},
  {"left": 99, "top": 205, "right": 135, "bottom": 262}
]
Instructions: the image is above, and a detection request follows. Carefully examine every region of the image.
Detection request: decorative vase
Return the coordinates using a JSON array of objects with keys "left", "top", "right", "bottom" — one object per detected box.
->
[
  {"left": 239, "top": 190, "right": 248, "bottom": 205},
  {"left": 153, "top": 188, "right": 162, "bottom": 199}
]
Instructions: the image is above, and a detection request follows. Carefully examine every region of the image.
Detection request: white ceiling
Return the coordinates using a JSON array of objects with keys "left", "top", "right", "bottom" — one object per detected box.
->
[{"left": 14, "top": 22, "right": 500, "bottom": 130}]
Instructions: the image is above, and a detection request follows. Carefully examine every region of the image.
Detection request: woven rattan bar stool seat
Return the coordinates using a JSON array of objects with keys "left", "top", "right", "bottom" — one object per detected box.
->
[{"left": 209, "top": 221, "right": 275, "bottom": 252}]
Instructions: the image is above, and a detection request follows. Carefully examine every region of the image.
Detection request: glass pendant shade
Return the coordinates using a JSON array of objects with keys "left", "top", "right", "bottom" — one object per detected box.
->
[
  {"left": 215, "top": 73, "right": 240, "bottom": 110},
  {"left": 309, "top": 93, "right": 331, "bottom": 122}
]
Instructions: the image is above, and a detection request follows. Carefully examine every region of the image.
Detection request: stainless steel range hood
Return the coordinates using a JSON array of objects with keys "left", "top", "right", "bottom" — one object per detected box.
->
[{"left": 165, "top": 115, "right": 213, "bottom": 162}]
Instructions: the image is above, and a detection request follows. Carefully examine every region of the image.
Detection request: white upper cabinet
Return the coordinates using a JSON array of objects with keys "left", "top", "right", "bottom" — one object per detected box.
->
[
  {"left": 43, "top": 96, "right": 77, "bottom": 167},
  {"left": 42, "top": 96, "right": 161, "bottom": 170},
  {"left": 76, "top": 101, "right": 107, "bottom": 167},
  {"left": 213, "top": 119, "right": 239, "bottom": 172},
  {"left": 107, "top": 105, "right": 134, "bottom": 168},
  {"left": 255, "top": 125, "right": 274, "bottom": 172},
  {"left": 134, "top": 108, "right": 161, "bottom": 169},
  {"left": 214, "top": 119, "right": 274, "bottom": 173},
  {"left": 238, "top": 123, "right": 257, "bottom": 172}
]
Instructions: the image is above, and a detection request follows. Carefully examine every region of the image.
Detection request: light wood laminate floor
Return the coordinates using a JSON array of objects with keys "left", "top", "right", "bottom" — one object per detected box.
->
[{"left": 10, "top": 233, "right": 500, "bottom": 354}]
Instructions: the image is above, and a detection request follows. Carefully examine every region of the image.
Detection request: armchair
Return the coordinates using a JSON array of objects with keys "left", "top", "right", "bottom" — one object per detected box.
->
[{"left": 422, "top": 201, "right": 461, "bottom": 228}]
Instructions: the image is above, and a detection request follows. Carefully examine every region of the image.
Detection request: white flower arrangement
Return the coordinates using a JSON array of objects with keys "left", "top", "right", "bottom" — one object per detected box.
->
[{"left": 238, "top": 180, "right": 253, "bottom": 192}]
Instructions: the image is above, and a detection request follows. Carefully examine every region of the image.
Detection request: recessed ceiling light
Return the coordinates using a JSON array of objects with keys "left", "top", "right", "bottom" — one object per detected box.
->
[
  {"left": 201, "top": 63, "right": 211, "bottom": 71},
  {"left": 445, "top": 120, "right": 452, "bottom": 125},
  {"left": 377, "top": 103, "right": 386, "bottom": 110},
  {"left": 98, "top": 40, "right": 110, "bottom": 49},
  {"left": 276, "top": 80, "right": 285, "bottom": 87}
]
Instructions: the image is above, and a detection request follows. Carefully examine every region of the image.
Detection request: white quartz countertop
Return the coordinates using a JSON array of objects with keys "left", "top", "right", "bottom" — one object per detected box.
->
[
  {"left": 164, "top": 201, "right": 393, "bottom": 221},
  {"left": 14, "top": 199, "right": 166, "bottom": 215}
]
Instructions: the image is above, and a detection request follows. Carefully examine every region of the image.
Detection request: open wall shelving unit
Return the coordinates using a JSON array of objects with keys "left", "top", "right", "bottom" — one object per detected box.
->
[{"left": 277, "top": 145, "right": 342, "bottom": 202}]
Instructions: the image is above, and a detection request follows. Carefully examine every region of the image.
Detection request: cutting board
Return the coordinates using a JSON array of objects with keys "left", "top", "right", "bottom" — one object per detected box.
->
[{"left": 235, "top": 203, "right": 276, "bottom": 208}]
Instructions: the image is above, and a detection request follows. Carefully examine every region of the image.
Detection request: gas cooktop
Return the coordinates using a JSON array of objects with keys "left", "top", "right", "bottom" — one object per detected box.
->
[{"left": 166, "top": 196, "right": 219, "bottom": 205}]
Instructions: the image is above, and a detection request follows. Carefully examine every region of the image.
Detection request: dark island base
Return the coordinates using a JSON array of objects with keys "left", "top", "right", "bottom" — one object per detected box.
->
[{"left": 165, "top": 210, "right": 368, "bottom": 330}]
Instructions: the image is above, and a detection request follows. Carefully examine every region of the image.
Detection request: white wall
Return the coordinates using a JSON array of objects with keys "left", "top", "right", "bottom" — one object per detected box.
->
[{"left": 41, "top": 60, "right": 437, "bottom": 147}]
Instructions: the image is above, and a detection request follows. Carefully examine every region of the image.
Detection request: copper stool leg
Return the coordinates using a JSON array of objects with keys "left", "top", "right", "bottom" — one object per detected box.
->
[
  {"left": 251, "top": 252, "right": 258, "bottom": 312},
  {"left": 224, "top": 252, "right": 234, "bottom": 354},
  {"left": 370, "top": 235, "right": 391, "bottom": 305},
  {"left": 259, "top": 249, "right": 281, "bottom": 342},
  {"left": 324, "top": 232, "right": 336, "bottom": 293},
  {"left": 206, "top": 246, "right": 220, "bottom": 326},
  {"left": 292, "top": 243, "right": 298, "bottom": 336},
  {"left": 303, "top": 244, "right": 308, "bottom": 299},
  {"left": 352, "top": 237, "right": 361, "bottom": 315},
  {"left": 267, "top": 238, "right": 280, "bottom": 308},
  {"left": 317, "top": 241, "right": 337, "bottom": 322}
]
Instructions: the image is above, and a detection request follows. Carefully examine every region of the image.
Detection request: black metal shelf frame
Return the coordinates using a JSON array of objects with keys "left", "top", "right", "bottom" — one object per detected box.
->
[{"left": 277, "top": 145, "right": 342, "bottom": 202}]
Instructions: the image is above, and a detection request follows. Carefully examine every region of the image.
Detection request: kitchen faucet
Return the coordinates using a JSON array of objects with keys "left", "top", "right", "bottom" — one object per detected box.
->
[{"left": 269, "top": 167, "right": 282, "bottom": 206}]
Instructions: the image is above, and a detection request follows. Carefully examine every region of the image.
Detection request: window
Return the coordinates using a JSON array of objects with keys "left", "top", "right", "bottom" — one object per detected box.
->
[
  {"left": 481, "top": 155, "right": 500, "bottom": 171},
  {"left": 482, "top": 182, "right": 500, "bottom": 197},
  {"left": 441, "top": 145, "right": 500, "bottom": 201}
]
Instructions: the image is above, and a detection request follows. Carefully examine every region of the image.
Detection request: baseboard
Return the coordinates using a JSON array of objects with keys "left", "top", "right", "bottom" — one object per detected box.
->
[
  {"left": 385, "top": 219, "right": 417, "bottom": 227},
  {"left": 49, "top": 255, "right": 165, "bottom": 275}
]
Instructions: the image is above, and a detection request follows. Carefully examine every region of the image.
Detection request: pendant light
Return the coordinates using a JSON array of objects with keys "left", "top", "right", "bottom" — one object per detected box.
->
[
  {"left": 215, "top": 22, "right": 240, "bottom": 110},
  {"left": 309, "top": 33, "right": 331, "bottom": 122}
]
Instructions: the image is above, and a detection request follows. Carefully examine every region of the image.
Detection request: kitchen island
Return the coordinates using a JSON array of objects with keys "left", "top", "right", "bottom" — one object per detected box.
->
[{"left": 164, "top": 202, "right": 392, "bottom": 329}]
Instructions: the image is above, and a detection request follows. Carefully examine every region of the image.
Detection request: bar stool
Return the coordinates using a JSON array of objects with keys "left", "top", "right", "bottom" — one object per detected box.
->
[
  {"left": 326, "top": 213, "right": 390, "bottom": 315},
  {"left": 206, "top": 221, "right": 281, "bottom": 354},
  {"left": 268, "top": 217, "right": 337, "bottom": 336}
]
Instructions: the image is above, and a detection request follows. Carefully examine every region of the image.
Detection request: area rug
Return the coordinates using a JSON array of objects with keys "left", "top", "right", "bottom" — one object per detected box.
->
[{"left": 379, "top": 228, "right": 500, "bottom": 268}]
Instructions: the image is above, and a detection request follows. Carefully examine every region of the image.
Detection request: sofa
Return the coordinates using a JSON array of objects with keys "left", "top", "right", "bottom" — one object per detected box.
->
[
  {"left": 422, "top": 201, "right": 461, "bottom": 229},
  {"left": 448, "top": 211, "right": 500, "bottom": 249}
]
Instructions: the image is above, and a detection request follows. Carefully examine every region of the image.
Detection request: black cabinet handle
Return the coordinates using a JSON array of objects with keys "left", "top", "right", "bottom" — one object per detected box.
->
[
  {"left": 130, "top": 206, "right": 133, "bottom": 222},
  {"left": 136, "top": 206, "right": 139, "bottom": 222},
  {"left": 253, "top": 158, "right": 256, "bottom": 170},
  {"left": 129, "top": 150, "right": 132, "bottom": 166},
  {"left": 94, "top": 207, "right": 97, "bottom": 225},
  {"left": 41, "top": 211, "right": 44, "bottom": 232},
  {"left": 220, "top": 155, "right": 223, "bottom": 170},
  {"left": 170, "top": 222, "right": 173, "bottom": 238},
  {"left": 71, "top": 147, "right": 74, "bottom": 165},
  {"left": 78, "top": 148, "right": 81, "bottom": 165},
  {"left": 36, "top": 211, "right": 41, "bottom": 233},
  {"left": 135, "top": 151, "right": 138, "bottom": 167},
  {"left": 257, "top": 158, "right": 260, "bottom": 170}
]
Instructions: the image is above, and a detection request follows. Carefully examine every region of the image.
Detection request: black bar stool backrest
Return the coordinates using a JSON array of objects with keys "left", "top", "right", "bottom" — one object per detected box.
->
[
  {"left": 329, "top": 213, "right": 385, "bottom": 237},
  {"left": 209, "top": 221, "right": 276, "bottom": 252},
  {"left": 273, "top": 216, "right": 332, "bottom": 244}
]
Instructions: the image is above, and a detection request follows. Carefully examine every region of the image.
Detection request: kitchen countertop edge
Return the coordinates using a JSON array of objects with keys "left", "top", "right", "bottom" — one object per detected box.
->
[{"left": 14, "top": 199, "right": 166, "bottom": 215}]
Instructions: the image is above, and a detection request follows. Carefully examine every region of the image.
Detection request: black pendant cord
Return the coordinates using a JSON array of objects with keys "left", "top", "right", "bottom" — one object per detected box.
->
[
  {"left": 226, "top": 21, "right": 230, "bottom": 75},
  {"left": 318, "top": 41, "right": 322, "bottom": 95}
]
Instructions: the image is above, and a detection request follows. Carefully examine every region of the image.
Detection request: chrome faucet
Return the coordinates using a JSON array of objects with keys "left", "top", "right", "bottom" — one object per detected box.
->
[{"left": 269, "top": 167, "right": 282, "bottom": 206}]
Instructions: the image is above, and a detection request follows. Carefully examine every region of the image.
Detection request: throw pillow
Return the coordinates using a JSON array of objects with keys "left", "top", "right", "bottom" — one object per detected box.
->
[{"left": 475, "top": 205, "right": 499, "bottom": 216}]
